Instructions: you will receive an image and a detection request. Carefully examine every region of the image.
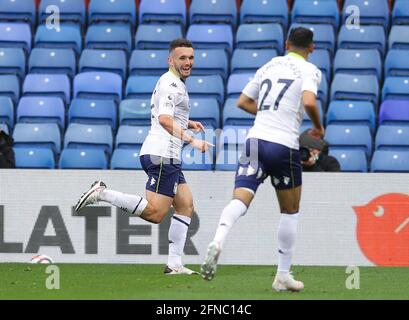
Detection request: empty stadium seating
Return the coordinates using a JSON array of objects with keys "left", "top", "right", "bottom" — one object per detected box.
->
[
  {"left": 0, "top": 47, "right": 26, "bottom": 79},
  {"left": 29, "top": 48, "right": 76, "bottom": 77},
  {"left": 240, "top": 0, "right": 289, "bottom": 29},
  {"left": 39, "top": 0, "right": 86, "bottom": 26},
  {"left": 329, "top": 149, "right": 368, "bottom": 172},
  {"left": 14, "top": 147, "right": 56, "bottom": 169},
  {"left": 139, "top": 0, "right": 187, "bottom": 26},
  {"left": 0, "top": 0, "right": 407, "bottom": 172},
  {"left": 59, "top": 148, "right": 108, "bottom": 169}
]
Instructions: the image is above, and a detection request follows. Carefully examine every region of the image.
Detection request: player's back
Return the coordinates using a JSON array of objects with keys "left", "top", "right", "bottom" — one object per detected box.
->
[{"left": 245, "top": 54, "right": 321, "bottom": 149}]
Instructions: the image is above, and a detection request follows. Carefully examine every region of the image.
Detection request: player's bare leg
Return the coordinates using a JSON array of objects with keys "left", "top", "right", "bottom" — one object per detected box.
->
[
  {"left": 140, "top": 190, "right": 173, "bottom": 223},
  {"left": 201, "top": 188, "right": 254, "bottom": 281},
  {"left": 75, "top": 181, "right": 173, "bottom": 223},
  {"left": 163, "top": 183, "right": 199, "bottom": 275},
  {"left": 272, "top": 186, "right": 304, "bottom": 292}
]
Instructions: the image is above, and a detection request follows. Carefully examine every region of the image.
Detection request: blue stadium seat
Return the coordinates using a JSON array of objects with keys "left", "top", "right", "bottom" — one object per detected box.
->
[
  {"left": 0, "top": 74, "right": 20, "bottom": 105},
  {"left": 186, "top": 75, "right": 225, "bottom": 106},
  {"left": 342, "top": 0, "right": 390, "bottom": 29},
  {"left": 129, "top": 49, "right": 168, "bottom": 76},
  {"left": 0, "top": 123, "right": 9, "bottom": 134},
  {"left": 29, "top": 48, "right": 76, "bottom": 78},
  {"left": 302, "top": 100, "right": 324, "bottom": 129},
  {"left": 85, "top": 24, "right": 133, "bottom": 54},
  {"left": 189, "top": 98, "right": 220, "bottom": 129},
  {"left": 139, "top": 0, "right": 187, "bottom": 26},
  {"left": 240, "top": 0, "right": 289, "bottom": 29},
  {"left": 80, "top": 49, "right": 127, "bottom": 80},
  {"left": 23, "top": 74, "right": 71, "bottom": 104},
  {"left": 389, "top": 25, "right": 409, "bottom": 49},
  {"left": 292, "top": 0, "right": 340, "bottom": 29},
  {"left": 110, "top": 148, "right": 143, "bottom": 170},
  {"left": 384, "top": 49, "right": 409, "bottom": 77},
  {"left": 191, "top": 49, "right": 229, "bottom": 81},
  {"left": 338, "top": 25, "right": 386, "bottom": 57},
  {"left": 378, "top": 100, "right": 409, "bottom": 125},
  {"left": 231, "top": 49, "right": 277, "bottom": 74},
  {"left": 68, "top": 99, "right": 117, "bottom": 130},
  {"left": 0, "top": 97, "right": 14, "bottom": 129},
  {"left": 74, "top": 72, "right": 123, "bottom": 103},
  {"left": 0, "top": 47, "right": 25, "bottom": 79},
  {"left": 235, "top": 23, "right": 283, "bottom": 54},
  {"left": 370, "top": 150, "right": 409, "bottom": 172},
  {"left": 59, "top": 148, "right": 108, "bottom": 169},
  {"left": 115, "top": 125, "right": 150, "bottom": 149},
  {"left": 290, "top": 23, "right": 335, "bottom": 56},
  {"left": 308, "top": 49, "right": 331, "bottom": 82},
  {"left": 187, "top": 24, "right": 233, "bottom": 55},
  {"left": 14, "top": 147, "right": 56, "bottom": 169},
  {"left": 189, "top": 0, "right": 237, "bottom": 27},
  {"left": 375, "top": 125, "right": 409, "bottom": 151},
  {"left": 223, "top": 98, "right": 255, "bottom": 126},
  {"left": 35, "top": 23, "right": 82, "bottom": 55},
  {"left": 328, "top": 148, "right": 368, "bottom": 172},
  {"left": 227, "top": 73, "right": 254, "bottom": 99},
  {"left": 13, "top": 123, "right": 61, "bottom": 154},
  {"left": 17, "top": 96, "right": 65, "bottom": 129},
  {"left": 324, "top": 124, "right": 373, "bottom": 158},
  {"left": 330, "top": 74, "right": 379, "bottom": 107},
  {"left": 135, "top": 24, "right": 183, "bottom": 49},
  {"left": 39, "top": 0, "right": 86, "bottom": 25},
  {"left": 88, "top": 0, "right": 136, "bottom": 26},
  {"left": 64, "top": 123, "right": 113, "bottom": 155},
  {"left": 333, "top": 49, "right": 382, "bottom": 80},
  {"left": 392, "top": 0, "right": 409, "bottom": 25},
  {"left": 0, "top": 22, "right": 31, "bottom": 53},
  {"left": 119, "top": 98, "right": 151, "bottom": 126},
  {"left": 125, "top": 75, "right": 159, "bottom": 99},
  {"left": 382, "top": 77, "right": 409, "bottom": 100},
  {"left": 326, "top": 100, "right": 376, "bottom": 133},
  {"left": 0, "top": 0, "right": 35, "bottom": 25}
]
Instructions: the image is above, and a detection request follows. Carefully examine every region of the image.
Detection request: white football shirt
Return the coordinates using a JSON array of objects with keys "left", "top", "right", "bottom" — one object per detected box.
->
[
  {"left": 243, "top": 53, "right": 322, "bottom": 149},
  {"left": 140, "top": 70, "right": 190, "bottom": 159}
]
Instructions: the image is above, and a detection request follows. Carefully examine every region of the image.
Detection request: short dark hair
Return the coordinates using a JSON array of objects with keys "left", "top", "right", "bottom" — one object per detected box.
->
[
  {"left": 169, "top": 38, "right": 193, "bottom": 52},
  {"left": 288, "top": 27, "right": 313, "bottom": 49}
]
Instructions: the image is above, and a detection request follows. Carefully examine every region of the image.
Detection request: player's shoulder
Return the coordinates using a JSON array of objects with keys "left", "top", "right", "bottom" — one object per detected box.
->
[
  {"left": 303, "top": 59, "right": 321, "bottom": 74},
  {"left": 157, "top": 71, "right": 184, "bottom": 94},
  {"left": 301, "top": 60, "right": 322, "bottom": 80}
]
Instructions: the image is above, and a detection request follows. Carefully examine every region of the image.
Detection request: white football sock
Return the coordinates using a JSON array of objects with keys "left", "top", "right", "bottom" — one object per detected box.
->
[
  {"left": 99, "top": 189, "right": 148, "bottom": 216},
  {"left": 277, "top": 212, "right": 299, "bottom": 276},
  {"left": 168, "top": 214, "right": 191, "bottom": 268},
  {"left": 213, "top": 199, "right": 247, "bottom": 249}
]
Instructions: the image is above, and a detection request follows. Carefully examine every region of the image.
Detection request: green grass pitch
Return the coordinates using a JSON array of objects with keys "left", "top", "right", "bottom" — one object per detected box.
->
[{"left": 1, "top": 264, "right": 408, "bottom": 300}]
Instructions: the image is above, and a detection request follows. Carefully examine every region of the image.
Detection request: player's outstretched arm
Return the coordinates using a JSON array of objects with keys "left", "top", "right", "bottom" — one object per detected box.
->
[
  {"left": 302, "top": 91, "right": 325, "bottom": 138},
  {"left": 159, "top": 115, "right": 213, "bottom": 152},
  {"left": 237, "top": 93, "right": 258, "bottom": 115}
]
